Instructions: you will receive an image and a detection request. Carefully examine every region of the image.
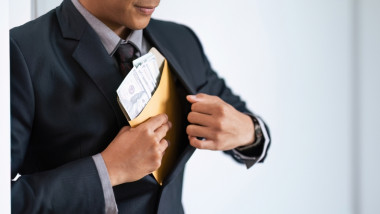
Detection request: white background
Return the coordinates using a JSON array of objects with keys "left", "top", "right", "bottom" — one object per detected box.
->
[
  {"left": 0, "top": 0, "right": 10, "bottom": 213},
  {"left": 4, "top": 0, "right": 380, "bottom": 213}
]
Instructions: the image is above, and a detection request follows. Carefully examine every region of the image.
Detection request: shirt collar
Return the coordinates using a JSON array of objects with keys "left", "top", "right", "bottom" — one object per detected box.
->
[{"left": 71, "top": 0, "right": 143, "bottom": 56}]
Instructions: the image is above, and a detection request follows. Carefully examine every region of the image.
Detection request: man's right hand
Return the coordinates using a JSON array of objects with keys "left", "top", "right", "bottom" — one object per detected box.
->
[{"left": 101, "top": 114, "right": 171, "bottom": 186}]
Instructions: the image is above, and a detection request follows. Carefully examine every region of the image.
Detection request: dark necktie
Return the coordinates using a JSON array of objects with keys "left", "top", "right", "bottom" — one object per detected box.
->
[{"left": 115, "top": 42, "right": 140, "bottom": 76}]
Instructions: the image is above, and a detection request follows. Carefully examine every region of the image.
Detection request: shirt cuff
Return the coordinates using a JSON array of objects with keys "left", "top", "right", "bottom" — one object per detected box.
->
[
  {"left": 92, "top": 154, "right": 118, "bottom": 214},
  {"left": 232, "top": 115, "right": 270, "bottom": 169}
]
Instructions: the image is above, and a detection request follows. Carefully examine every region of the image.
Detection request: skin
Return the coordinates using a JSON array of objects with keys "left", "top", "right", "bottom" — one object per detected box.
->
[
  {"left": 79, "top": 0, "right": 160, "bottom": 38},
  {"left": 101, "top": 114, "right": 171, "bottom": 186},
  {"left": 186, "top": 94, "right": 254, "bottom": 151},
  {"left": 79, "top": 0, "right": 255, "bottom": 186}
]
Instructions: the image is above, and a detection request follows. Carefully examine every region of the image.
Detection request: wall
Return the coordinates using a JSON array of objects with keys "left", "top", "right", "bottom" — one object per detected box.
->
[
  {"left": 9, "top": 0, "right": 31, "bottom": 28},
  {"left": 358, "top": 0, "right": 380, "bottom": 213},
  {"left": 154, "top": 1, "right": 353, "bottom": 213},
  {"left": 7, "top": 0, "right": 380, "bottom": 213},
  {"left": 0, "top": 1, "right": 10, "bottom": 212}
]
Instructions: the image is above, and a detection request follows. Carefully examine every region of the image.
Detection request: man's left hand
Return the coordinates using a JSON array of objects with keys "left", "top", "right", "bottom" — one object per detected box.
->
[{"left": 186, "top": 93, "right": 255, "bottom": 151}]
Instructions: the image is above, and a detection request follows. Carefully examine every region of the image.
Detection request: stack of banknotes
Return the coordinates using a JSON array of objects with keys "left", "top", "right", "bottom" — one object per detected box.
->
[{"left": 117, "top": 52, "right": 161, "bottom": 120}]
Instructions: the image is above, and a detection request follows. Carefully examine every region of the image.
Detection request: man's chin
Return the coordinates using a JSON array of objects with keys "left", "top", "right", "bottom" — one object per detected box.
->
[{"left": 128, "top": 17, "right": 152, "bottom": 30}]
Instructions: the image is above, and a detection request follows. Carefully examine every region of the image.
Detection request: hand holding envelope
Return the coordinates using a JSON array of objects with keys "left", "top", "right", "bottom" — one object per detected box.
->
[
  {"left": 101, "top": 113, "right": 171, "bottom": 186},
  {"left": 116, "top": 48, "right": 182, "bottom": 185},
  {"left": 101, "top": 48, "right": 174, "bottom": 186}
]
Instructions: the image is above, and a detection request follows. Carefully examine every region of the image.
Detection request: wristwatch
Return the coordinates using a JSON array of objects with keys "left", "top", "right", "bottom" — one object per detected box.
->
[{"left": 236, "top": 116, "right": 263, "bottom": 151}]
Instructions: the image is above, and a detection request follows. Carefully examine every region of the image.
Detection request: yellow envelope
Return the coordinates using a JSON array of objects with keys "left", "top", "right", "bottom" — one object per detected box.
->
[{"left": 120, "top": 48, "right": 183, "bottom": 185}]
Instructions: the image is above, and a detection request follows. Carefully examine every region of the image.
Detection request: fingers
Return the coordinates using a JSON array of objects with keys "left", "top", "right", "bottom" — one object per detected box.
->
[
  {"left": 186, "top": 124, "right": 213, "bottom": 140},
  {"left": 186, "top": 93, "right": 214, "bottom": 103},
  {"left": 187, "top": 111, "right": 213, "bottom": 127},
  {"left": 155, "top": 121, "right": 172, "bottom": 140},
  {"left": 151, "top": 139, "right": 168, "bottom": 173},
  {"left": 188, "top": 136, "right": 216, "bottom": 150},
  {"left": 141, "top": 113, "right": 169, "bottom": 131},
  {"left": 186, "top": 94, "right": 200, "bottom": 103},
  {"left": 158, "top": 139, "right": 169, "bottom": 153},
  {"left": 187, "top": 94, "right": 223, "bottom": 115}
]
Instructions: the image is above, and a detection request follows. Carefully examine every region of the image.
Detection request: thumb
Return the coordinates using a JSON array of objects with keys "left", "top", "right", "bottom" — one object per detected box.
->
[{"left": 186, "top": 95, "right": 199, "bottom": 103}]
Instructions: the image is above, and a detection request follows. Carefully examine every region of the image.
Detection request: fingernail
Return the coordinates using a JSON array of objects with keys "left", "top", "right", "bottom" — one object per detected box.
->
[
  {"left": 196, "top": 137, "right": 206, "bottom": 141},
  {"left": 187, "top": 95, "right": 197, "bottom": 100},
  {"left": 168, "top": 121, "right": 172, "bottom": 128}
]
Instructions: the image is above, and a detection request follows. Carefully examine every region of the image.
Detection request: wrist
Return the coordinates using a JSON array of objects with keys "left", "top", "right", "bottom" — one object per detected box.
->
[
  {"left": 101, "top": 151, "right": 121, "bottom": 186},
  {"left": 237, "top": 115, "right": 263, "bottom": 149},
  {"left": 238, "top": 114, "right": 255, "bottom": 147}
]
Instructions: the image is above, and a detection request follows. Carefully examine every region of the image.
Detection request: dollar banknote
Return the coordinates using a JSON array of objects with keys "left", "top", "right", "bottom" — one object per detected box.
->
[
  {"left": 117, "top": 51, "right": 161, "bottom": 120},
  {"left": 133, "top": 52, "right": 155, "bottom": 68},
  {"left": 117, "top": 67, "right": 151, "bottom": 120}
]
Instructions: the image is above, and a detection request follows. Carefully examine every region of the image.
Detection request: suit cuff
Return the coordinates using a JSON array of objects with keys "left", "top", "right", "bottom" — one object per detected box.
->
[
  {"left": 232, "top": 115, "right": 270, "bottom": 168},
  {"left": 92, "top": 154, "right": 118, "bottom": 214}
]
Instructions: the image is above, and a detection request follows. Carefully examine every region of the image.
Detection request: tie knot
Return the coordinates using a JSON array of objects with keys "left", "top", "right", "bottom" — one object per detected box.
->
[
  {"left": 115, "top": 43, "right": 140, "bottom": 76},
  {"left": 116, "top": 43, "right": 139, "bottom": 63}
]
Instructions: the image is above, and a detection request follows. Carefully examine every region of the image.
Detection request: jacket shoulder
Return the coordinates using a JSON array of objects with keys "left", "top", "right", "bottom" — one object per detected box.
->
[
  {"left": 148, "top": 19, "right": 189, "bottom": 32},
  {"left": 10, "top": 9, "right": 57, "bottom": 43},
  {"left": 147, "top": 19, "right": 201, "bottom": 44}
]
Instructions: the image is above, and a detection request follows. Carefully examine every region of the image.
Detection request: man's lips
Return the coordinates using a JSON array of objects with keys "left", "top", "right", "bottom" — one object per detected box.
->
[{"left": 135, "top": 5, "right": 156, "bottom": 15}]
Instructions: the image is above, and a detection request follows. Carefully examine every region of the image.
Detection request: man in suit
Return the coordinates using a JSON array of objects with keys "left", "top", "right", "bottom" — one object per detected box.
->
[{"left": 10, "top": 0, "right": 270, "bottom": 213}]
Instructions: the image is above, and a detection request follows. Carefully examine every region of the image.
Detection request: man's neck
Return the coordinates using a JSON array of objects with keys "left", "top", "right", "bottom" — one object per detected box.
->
[
  {"left": 102, "top": 22, "right": 130, "bottom": 39},
  {"left": 78, "top": 0, "right": 130, "bottom": 39}
]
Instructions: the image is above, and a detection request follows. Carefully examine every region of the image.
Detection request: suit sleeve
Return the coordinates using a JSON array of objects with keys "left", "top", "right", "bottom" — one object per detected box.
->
[
  {"left": 183, "top": 27, "right": 271, "bottom": 167},
  {"left": 10, "top": 37, "right": 106, "bottom": 214}
]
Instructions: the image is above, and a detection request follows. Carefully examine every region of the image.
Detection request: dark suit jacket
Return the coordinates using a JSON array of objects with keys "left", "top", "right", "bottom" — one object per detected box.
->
[{"left": 10, "top": 0, "right": 269, "bottom": 213}]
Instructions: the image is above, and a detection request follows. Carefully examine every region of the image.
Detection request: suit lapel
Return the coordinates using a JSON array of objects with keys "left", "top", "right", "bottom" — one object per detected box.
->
[
  {"left": 144, "top": 27, "right": 196, "bottom": 95},
  {"left": 57, "top": 0, "right": 126, "bottom": 126},
  {"left": 72, "top": 30, "right": 126, "bottom": 126}
]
